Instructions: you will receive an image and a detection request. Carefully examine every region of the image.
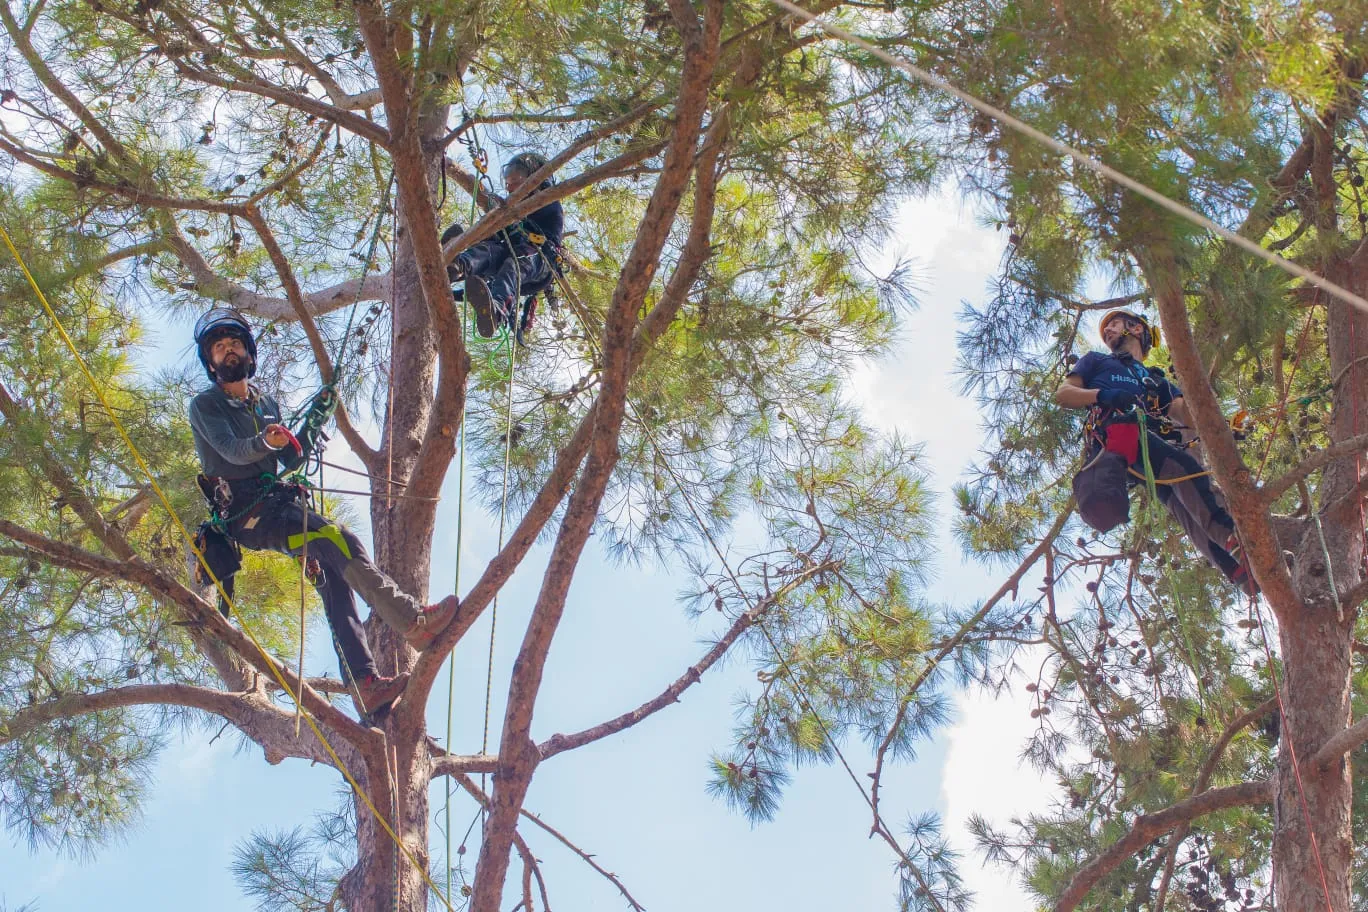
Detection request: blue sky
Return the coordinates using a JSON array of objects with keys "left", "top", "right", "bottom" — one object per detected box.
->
[{"left": 0, "top": 192, "right": 1057, "bottom": 912}]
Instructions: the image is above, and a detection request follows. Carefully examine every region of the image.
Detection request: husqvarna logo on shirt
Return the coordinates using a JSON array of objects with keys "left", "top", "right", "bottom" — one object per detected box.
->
[{"left": 1107, "top": 373, "right": 1143, "bottom": 388}]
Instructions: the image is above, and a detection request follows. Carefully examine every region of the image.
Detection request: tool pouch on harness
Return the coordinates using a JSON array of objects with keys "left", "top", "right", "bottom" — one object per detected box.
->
[
  {"left": 192, "top": 522, "right": 241, "bottom": 616},
  {"left": 1072, "top": 448, "right": 1131, "bottom": 533}
]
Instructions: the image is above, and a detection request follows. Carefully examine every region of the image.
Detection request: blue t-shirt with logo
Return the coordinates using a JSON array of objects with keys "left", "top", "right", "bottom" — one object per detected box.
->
[{"left": 1068, "top": 351, "right": 1182, "bottom": 416}]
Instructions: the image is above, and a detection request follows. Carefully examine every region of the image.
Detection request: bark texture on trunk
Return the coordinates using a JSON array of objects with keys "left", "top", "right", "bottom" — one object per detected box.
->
[
  {"left": 338, "top": 17, "right": 455, "bottom": 900},
  {"left": 1138, "top": 230, "right": 1366, "bottom": 912}
]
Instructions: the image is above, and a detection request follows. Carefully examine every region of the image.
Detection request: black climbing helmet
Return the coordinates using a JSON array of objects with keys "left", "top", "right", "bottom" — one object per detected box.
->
[
  {"left": 193, "top": 307, "right": 257, "bottom": 382},
  {"left": 501, "top": 152, "right": 553, "bottom": 189}
]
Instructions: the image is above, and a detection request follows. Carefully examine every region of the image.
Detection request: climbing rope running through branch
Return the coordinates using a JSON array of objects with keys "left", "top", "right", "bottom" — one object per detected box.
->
[{"left": 766, "top": 0, "right": 1368, "bottom": 317}]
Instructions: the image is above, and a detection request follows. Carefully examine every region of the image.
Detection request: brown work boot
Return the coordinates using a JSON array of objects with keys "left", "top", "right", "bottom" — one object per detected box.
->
[
  {"left": 405, "top": 595, "right": 459, "bottom": 650},
  {"left": 466, "top": 276, "right": 496, "bottom": 338},
  {"left": 354, "top": 672, "right": 409, "bottom": 716}
]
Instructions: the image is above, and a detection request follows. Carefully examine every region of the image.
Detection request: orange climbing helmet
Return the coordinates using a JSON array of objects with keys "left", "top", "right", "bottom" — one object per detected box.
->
[{"left": 1099, "top": 308, "right": 1160, "bottom": 354}]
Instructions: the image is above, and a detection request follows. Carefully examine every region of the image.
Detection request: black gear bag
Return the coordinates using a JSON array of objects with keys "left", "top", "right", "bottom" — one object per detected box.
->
[{"left": 1072, "top": 449, "right": 1131, "bottom": 533}]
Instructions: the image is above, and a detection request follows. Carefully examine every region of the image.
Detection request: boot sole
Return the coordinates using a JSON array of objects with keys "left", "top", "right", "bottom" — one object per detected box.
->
[{"left": 466, "top": 277, "right": 496, "bottom": 338}]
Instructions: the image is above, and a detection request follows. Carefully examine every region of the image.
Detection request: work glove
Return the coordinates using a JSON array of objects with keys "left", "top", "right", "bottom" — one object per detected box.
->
[{"left": 1096, "top": 388, "right": 1139, "bottom": 410}]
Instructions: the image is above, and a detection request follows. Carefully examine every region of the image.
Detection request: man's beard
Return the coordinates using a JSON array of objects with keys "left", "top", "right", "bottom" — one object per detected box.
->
[{"left": 215, "top": 355, "right": 251, "bottom": 383}]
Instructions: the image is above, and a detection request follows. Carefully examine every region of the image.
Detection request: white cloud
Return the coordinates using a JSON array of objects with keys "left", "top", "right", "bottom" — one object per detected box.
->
[
  {"left": 942, "top": 683, "right": 1054, "bottom": 911},
  {"left": 854, "top": 190, "right": 1057, "bottom": 910}
]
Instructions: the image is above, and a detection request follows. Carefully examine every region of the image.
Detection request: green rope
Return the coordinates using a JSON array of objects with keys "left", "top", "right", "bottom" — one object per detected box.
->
[
  {"left": 1137, "top": 412, "right": 1208, "bottom": 709},
  {"left": 443, "top": 278, "right": 471, "bottom": 909}
]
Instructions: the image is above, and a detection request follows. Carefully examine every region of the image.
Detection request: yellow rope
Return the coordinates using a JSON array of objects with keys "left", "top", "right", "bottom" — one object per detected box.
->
[
  {"left": 1127, "top": 466, "right": 1212, "bottom": 485},
  {"left": 297, "top": 503, "right": 308, "bottom": 737},
  {"left": 0, "top": 223, "right": 455, "bottom": 911}
]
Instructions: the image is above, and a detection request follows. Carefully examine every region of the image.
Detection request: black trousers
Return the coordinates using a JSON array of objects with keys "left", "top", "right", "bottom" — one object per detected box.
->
[
  {"left": 228, "top": 498, "right": 377, "bottom": 682},
  {"left": 455, "top": 237, "right": 552, "bottom": 310},
  {"left": 1132, "top": 433, "right": 1243, "bottom": 581}
]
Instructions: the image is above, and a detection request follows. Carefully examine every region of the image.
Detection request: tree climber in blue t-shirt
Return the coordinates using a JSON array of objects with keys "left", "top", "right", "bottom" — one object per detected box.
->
[{"left": 1055, "top": 308, "right": 1255, "bottom": 595}]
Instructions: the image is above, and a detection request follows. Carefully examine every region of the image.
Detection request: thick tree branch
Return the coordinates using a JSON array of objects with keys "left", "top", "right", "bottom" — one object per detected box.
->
[
  {"left": 1341, "top": 578, "right": 1368, "bottom": 611},
  {"left": 1054, "top": 780, "right": 1273, "bottom": 912},
  {"left": 1261, "top": 433, "right": 1368, "bottom": 502},
  {"left": 1137, "top": 243, "right": 1296, "bottom": 607},
  {"left": 353, "top": 1, "right": 466, "bottom": 510},
  {"left": 412, "top": 37, "right": 740, "bottom": 698},
  {"left": 243, "top": 205, "right": 380, "bottom": 468},
  {"left": 470, "top": 3, "right": 725, "bottom": 906},
  {"left": 161, "top": 213, "right": 392, "bottom": 320},
  {"left": 0, "top": 682, "right": 348, "bottom": 768},
  {"left": 427, "top": 752, "right": 498, "bottom": 778},
  {"left": 1311, "top": 710, "right": 1368, "bottom": 771},
  {"left": 0, "top": 519, "right": 372, "bottom": 741}
]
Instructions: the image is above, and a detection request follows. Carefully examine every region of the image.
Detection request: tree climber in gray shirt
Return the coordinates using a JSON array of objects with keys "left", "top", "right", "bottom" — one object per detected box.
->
[{"left": 187, "top": 308, "right": 459, "bottom": 717}]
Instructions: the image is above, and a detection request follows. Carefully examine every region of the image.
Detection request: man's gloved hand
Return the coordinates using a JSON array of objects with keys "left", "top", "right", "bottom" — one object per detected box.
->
[
  {"left": 263, "top": 423, "right": 303, "bottom": 456},
  {"left": 1097, "top": 388, "right": 1139, "bottom": 410}
]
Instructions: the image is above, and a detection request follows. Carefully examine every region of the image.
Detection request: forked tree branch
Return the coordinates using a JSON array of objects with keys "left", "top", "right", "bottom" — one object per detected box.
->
[
  {"left": 411, "top": 28, "right": 740, "bottom": 695},
  {"left": 1054, "top": 780, "right": 1273, "bottom": 912},
  {"left": 0, "top": 519, "right": 372, "bottom": 741}
]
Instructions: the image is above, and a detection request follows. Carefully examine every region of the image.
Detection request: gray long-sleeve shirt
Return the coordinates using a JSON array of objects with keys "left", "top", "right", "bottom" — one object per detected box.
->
[{"left": 188, "top": 384, "right": 300, "bottom": 482}]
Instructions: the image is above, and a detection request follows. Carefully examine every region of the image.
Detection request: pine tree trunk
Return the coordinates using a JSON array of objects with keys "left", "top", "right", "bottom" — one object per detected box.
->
[
  {"left": 342, "top": 101, "right": 452, "bottom": 912},
  {"left": 1273, "top": 602, "right": 1354, "bottom": 912},
  {"left": 1272, "top": 261, "right": 1366, "bottom": 912}
]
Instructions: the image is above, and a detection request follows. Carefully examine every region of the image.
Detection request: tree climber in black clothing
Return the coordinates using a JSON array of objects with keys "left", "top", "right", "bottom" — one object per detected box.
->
[
  {"left": 444, "top": 151, "right": 565, "bottom": 339},
  {"left": 1056, "top": 308, "right": 1256, "bottom": 595},
  {"left": 187, "top": 308, "right": 461, "bottom": 716}
]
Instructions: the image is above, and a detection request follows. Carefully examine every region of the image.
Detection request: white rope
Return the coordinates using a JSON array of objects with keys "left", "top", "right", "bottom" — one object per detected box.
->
[{"left": 768, "top": 0, "right": 1368, "bottom": 315}]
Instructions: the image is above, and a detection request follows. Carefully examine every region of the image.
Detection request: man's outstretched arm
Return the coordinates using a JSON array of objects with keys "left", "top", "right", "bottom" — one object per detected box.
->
[{"left": 1056, "top": 373, "right": 1101, "bottom": 409}]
